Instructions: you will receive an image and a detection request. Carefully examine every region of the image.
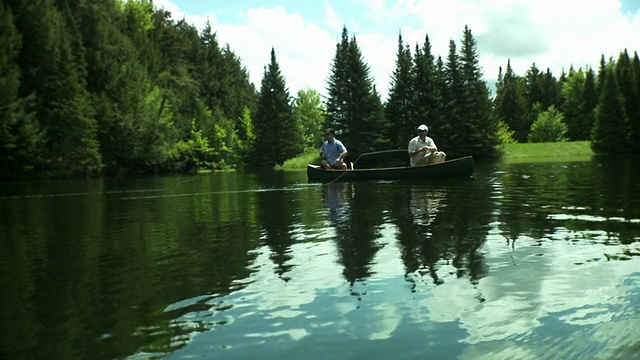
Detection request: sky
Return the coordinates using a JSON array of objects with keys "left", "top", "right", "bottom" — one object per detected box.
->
[{"left": 153, "top": 0, "right": 640, "bottom": 100}]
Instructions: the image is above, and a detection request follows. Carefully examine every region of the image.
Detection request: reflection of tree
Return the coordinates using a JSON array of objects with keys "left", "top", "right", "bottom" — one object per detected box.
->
[
  {"left": 388, "top": 184, "right": 450, "bottom": 285},
  {"left": 328, "top": 183, "right": 384, "bottom": 288},
  {"left": 0, "top": 174, "right": 264, "bottom": 359},
  {"left": 322, "top": 182, "right": 352, "bottom": 223},
  {"left": 388, "top": 179, "right": 492, "bottom": 287},
  {"left": 497, "top": 158, "right": 640, "bottom": 246},
  {"left": 255, "top": 171, "right": 297, "bottom": 280}
]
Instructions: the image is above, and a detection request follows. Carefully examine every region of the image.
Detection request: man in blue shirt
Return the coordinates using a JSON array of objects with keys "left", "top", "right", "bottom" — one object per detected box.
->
[{"left": 320, "top": 128, "right": 348, "bottom": 170}]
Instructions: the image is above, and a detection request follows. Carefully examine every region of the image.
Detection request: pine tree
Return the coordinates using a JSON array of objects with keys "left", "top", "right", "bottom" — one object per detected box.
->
[
  {"left": 494, "top": 60, "right": 528, "bottom": 142},
  {"left": 455, "top": 25, "right": 499, "bottom": 158},
  {"left": 561, "top": 67, "right": 586, "bottom": 141},
  {"left": 413, "top": 35, "right": 442, "bottom": 146},
  {"left": 0, "top": 2, "right": 43, "bottom": 180},
  {"left": 615, "top": 49, "right": 639, "bottom": 153},
  {"left": 326, "top": 26, "right": 388, "bottom": 156},
  {"left": 582, "top": 67, "right": 598, "bottom": 140},
  {"left": 11, "top": 0, "right": 101, "bottom": 177},
  {"left": 539, "top": 68, "right": 561, "bottom": 111},
  {"left": 326, "top": 27, "right": 351, "bottom": 132},
  {"left": 591, "top": 67, "right": 629, "bottom": 154},
  {"left": 253, "top": 48, "right": 302, "bottom": 168},
  {"left": 385, "top": 33, "right": 414, "bottom": 148},
  {"left": 439, "top": 39, "right": 463, "bottom": 153},
  {"left": 631, "top": 51, "right": 640, "bottom": 153},
  {"left": 597, "top": 54, "right": 607, "bottom": 96}
]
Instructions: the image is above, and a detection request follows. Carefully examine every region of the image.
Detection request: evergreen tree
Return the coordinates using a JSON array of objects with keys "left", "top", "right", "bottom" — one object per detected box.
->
[
  {"left": 494, "top": 60, "right": 528, "bottom": 142},
  {"left": 326, "top": 27, "right": 351, "bottom": 132},
  {"left": 597, "top": 54, "right": 607, "bottom": 95},
  {"left": 615, "top": 49, "right": 639, "bottom": 153},
  {"left": 582, "top": 67, "right": 598, "bottom": 140},
  {"left": 385, "top": 33, "right": 414, "bottom": 148},
  {"left": 326, "top": 26, "right": 388, "bottom": 156},
  {"left": 439, "top": 39, "right": 463, "bottom": 153},
  {"left": 413, "top": 35, "right": 441, "bottom": 147},
  {"left": 253, "top": 48, "right": 302, "bottom": 168},
  {"left": 591, "top": 67, "right": 629, "bottom": 154},
  {"left": 539, "top": 68, "right": 561, "bottom": 111},
  {"left": 0, "top": 2, "right": 43, "bottom": 180},
  {"left": 631, "top": 51, "right": 640, "bottom": 153},
  {"left": 455, "top": 25, "right": 499, "bottom": 158},
  {"left": 561, "top": 67, "right": 586, "bottom": 140},
  {"left": 12, "top": 0, "right": 101, "bottom": 176}
]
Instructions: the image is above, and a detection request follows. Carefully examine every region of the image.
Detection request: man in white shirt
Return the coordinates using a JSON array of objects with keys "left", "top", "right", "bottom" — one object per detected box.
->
[{"left": 407, "top": 124, "right": 446, "bottom": 167}]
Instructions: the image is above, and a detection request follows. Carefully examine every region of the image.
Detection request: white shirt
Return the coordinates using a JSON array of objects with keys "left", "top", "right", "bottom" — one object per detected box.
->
[{"left": 407, "top": 136, "right": 436, "bottom": 167}]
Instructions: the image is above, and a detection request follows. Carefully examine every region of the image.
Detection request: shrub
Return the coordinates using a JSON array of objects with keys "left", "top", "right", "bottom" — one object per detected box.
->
[{"left": 528, "top": 105, "right": 568, "bottom": 143}]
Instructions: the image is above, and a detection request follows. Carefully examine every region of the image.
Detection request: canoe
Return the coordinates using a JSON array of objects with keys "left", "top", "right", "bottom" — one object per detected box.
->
[{"left": 307, "top": 155, "right": 474, "bottom": 182}]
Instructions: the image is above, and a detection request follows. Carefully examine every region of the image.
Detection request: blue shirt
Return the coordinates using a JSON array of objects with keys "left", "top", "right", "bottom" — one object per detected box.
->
[{"left": 321, "top": 139, "right": 347, "bottom": 166}]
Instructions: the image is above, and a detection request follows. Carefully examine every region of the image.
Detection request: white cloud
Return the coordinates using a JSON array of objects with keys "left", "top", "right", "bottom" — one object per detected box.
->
[{"left": 154, "top": 0, "right": 640, "bottom": 100}]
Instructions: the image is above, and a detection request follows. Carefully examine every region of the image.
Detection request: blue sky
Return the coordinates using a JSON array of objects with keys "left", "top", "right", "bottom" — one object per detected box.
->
[{"left": 155, "top": 0, "right": 640, "bottom": 99}]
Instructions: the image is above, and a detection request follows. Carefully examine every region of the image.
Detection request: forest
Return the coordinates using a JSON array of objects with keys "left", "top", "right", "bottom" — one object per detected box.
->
[{"left": 1, "top": 0, "right": 639, "bottom": 180}]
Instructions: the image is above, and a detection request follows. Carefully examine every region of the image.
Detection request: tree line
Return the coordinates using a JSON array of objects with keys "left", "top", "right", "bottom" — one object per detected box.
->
[{"left": 1, "top": 0, "right": 638, "bottom": 180}]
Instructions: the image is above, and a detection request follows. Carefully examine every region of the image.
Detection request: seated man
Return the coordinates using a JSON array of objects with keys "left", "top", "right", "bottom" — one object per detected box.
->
[
  {"left": 408, "top": 124, "right": 446, "bottom": 167},
  {"left": 320, "top": 128, "right": 348, "bottom": 170}
]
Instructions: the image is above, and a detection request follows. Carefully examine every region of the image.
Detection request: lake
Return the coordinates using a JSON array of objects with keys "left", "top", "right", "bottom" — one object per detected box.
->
[{"left": 1, "top": 157, "right": 639, "bottom": 360}]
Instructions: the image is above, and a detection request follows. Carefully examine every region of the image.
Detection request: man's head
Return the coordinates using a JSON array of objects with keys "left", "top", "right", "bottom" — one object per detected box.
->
[
  {"left": 325, "top": 128, "right": 335, "bottom": 139},
  {"left": 417, "top": 124, "right": 428, "bottom": 138}
]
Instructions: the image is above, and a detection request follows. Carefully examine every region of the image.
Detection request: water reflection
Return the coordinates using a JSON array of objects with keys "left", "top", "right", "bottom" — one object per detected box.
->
[
  {"left": 1, "top": 160, "right": 639, "bottom": 360},
  {"left": 322, "top": 182, "right": 353, "bottom": 223},
  {"left": 409, "top": 185, "right": 446, "bottom": 227}
]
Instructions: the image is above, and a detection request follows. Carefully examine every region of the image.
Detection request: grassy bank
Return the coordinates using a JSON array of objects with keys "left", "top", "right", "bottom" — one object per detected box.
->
[
  {"left": 277, "top": 141, "right": 594, "bottom": 169},
  {"left": 502, "top": 141, "right": 593, "bottom": 163}
]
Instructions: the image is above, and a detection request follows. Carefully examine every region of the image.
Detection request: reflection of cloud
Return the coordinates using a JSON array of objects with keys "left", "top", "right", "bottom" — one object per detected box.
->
[
  {"left": 242, "top": 241, "right": 344, "bottom": 313},
  {"left": 367, "top": 303, "right": 402, "bottom": 340},
  {"left": 163, "top": 213, "right": 640, "bottom": 358}
]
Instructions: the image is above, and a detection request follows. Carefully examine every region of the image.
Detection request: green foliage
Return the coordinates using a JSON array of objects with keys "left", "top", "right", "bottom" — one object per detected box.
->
[
  {"left": 496, "top": 120, "right": 517, "bottom": 145},
  {"left": 528, "top": 105, "right": 568, "bottom": 143},
  {"left": 413, "top": 35, "right": 441, "bottom": 142},
  {"left": 295, "top": 89, "right": 325, "bottom": 150},
  {"left": 235, "top": 106, "right": 255, "bottom": 164},
  {"left": 630, "top": 51, "right": 640, "bottom": 153},
  {"left": 561, "top": 68, "right": 586, "bottom": 140},
  {"left": 385, "top": 34, "right": 415, "bottom": 148},
  {"left": 494, "top": 60, "right": 528, "bottom": 142},
  {"left": 0, "top": 3, "right": 44, "bottom": 180},
  {"left": 591, "top": 67, "right": 629, "bottom": 154},
  {"left": 253, "top": 48, "right": 303, "bottom": 168},
  {"left": 447, "top": 26, "right": 500, "bottom": 158},
  {"left": 170, "top": 120, "right": 214, "bottom": 171},
  {"left": 326, "top": 27, "right": 389, "bottom": 157}
]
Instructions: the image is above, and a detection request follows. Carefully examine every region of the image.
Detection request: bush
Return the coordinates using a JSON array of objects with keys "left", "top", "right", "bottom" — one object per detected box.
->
[{"left": 528, "top": 105, "right": 568, "bottom": 143}]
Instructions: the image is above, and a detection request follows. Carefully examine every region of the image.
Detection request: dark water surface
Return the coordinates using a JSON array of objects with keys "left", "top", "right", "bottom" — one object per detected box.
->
[{"left": 1, "top": 157, "right": 639, "bottom": 360}]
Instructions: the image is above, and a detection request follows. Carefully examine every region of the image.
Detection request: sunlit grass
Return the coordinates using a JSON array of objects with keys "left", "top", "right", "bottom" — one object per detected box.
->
[
  {"left": 502, "top": 141, "right": 593, "bottom": 163},
  {"left": 276, "top": 150, "right": 320, "bottom": 169},
  {"left": 277, "top": 141, "right": 595, "bottom": 169}
]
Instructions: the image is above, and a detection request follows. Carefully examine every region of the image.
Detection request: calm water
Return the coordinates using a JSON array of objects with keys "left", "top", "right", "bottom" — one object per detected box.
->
[{"left": 1, "top": 157, "right": 639, "bottom": 360}]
